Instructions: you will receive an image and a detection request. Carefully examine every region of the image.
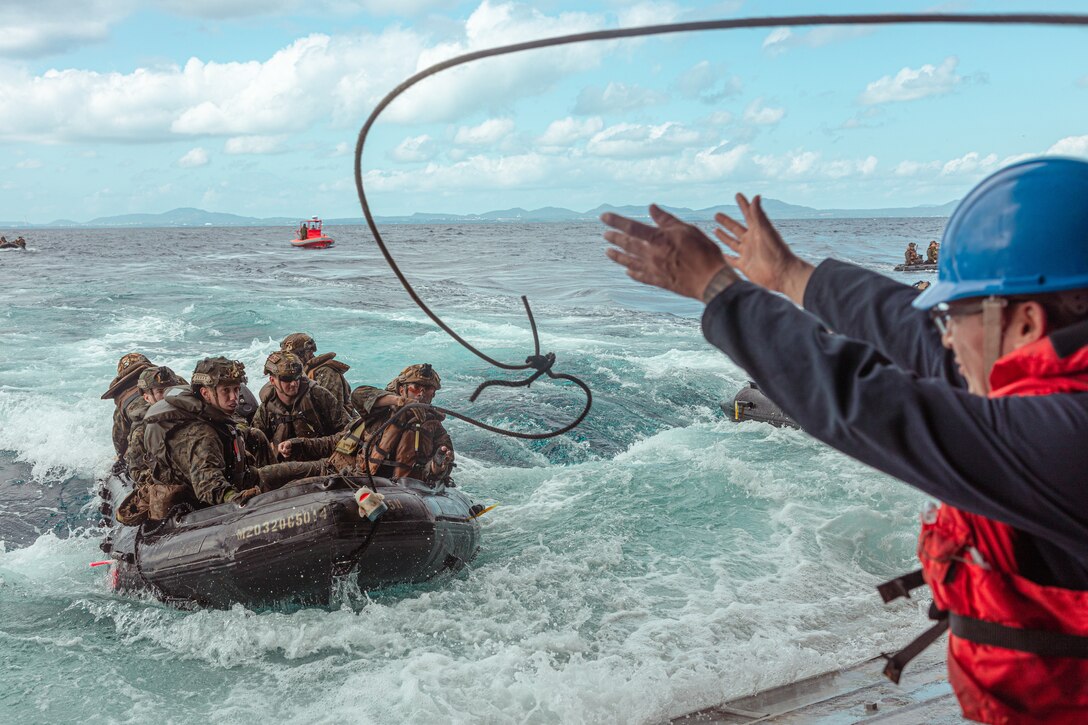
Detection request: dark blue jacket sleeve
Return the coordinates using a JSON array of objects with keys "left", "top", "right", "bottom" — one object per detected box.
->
[
  {"left": 803, "top": 259, "right": 963, "bottom": 385},
  {"left": 702, "top": 280, "right": 1088, "bottom": 571}
]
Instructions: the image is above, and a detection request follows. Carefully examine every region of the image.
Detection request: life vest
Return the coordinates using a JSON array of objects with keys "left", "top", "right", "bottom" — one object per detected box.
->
[
  {"left": 258, "top": 379, "right": 325, "bottom": 444},
  {"left": 880, "top": 332, "right": 1088, "bottom": 724},
  {"left": 143, "top": 390, "right": 247, "bottom": 492},
  {"left": 306, "top": 352, "right": 352, "bottom": 406}
]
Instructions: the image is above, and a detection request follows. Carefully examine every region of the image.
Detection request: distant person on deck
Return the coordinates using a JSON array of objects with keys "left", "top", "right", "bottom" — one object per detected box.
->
[
  {"left": 602, "top": 157, "right": 1088, "bottom": 724},
  {"left": 927, "top": 240, "right": 939, "bottom": 264}
]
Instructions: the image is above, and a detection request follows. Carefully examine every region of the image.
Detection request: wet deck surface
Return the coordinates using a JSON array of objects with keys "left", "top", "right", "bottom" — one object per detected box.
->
[{"left": 671, "top": 649, "right": 962, "bottom": 724}]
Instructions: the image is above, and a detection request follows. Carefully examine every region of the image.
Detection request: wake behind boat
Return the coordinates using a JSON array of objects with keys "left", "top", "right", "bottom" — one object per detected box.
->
[
  {"left": 96, "top": 472, "right": 482, "bottom": 608},
  {"left": 291, "top": 217, "right": 335, "bottom": 249}
]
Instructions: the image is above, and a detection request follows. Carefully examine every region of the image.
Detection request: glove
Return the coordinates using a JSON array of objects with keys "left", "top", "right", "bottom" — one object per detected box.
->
[{"left": 232, "top": 486, "right": 262, "bottom": 504}]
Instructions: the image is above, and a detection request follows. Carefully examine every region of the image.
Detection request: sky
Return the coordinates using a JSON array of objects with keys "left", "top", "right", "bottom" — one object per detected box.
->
[{"left": 2, "top": 0, "right": 1088, "bottom": 223}]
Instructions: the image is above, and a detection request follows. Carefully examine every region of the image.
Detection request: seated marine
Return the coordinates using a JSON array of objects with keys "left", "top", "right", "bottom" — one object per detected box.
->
[
  {"left": 280, "top": 332, "right": 354, "bottom": 416},
  {"left": 125, "top": 366, "right": 188, "bottom": 486},
  {"left": 926, "top": 239, "right": 939, "bottom": 264},
  {"left": 140, "top": 357, "right": 268, "bottom": 521},
  {"left": 251, "top": 351, "right": 350, "bottom": 460},
  {"left": 102, "top": 352, "right": 156, "bottom": 463},
  {"left": 264, "top": 364, "right": 454, "bottom": 487},
  {"left": 904, "top": 242, "right": 923, "bottom": 266}
]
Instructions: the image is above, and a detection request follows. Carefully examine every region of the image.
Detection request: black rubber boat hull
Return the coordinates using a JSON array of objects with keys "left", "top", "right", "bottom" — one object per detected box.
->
[
  {"left": 99, "top": 475, "right": 481, "bottom": 608},
  {"left": 893, "top": 262, "right": 937, "bottom": 272},
  {"left": 722, "top": 382, "right": 799, "bottom": 429}
]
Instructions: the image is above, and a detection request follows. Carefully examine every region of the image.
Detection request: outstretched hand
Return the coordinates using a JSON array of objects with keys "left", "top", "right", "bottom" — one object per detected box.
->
[
  {"left": 714, "top": 194, "right": 814, "bottom": 304},
  {"left": 602, "top": 205, "right": 734, "bottom": 301}
]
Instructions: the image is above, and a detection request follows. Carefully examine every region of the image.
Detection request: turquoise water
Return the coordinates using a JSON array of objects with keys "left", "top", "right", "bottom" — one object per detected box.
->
[{"left": 1, "top": 219, "right": 945, "bottom": 723}]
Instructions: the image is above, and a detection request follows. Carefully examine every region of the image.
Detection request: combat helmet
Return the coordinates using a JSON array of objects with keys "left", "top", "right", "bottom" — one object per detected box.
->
[
  {"left": 914, "top": 157, "right": 1088, "bottom": 310},
  {"left": 264, "top": 351, "right": 304, "bottom": 380},
  {"left": 101, "top": 352, "right": 155, "bottom": 400},
  {"left": 138, "top": 365, "right": 187, "bottom": 392},
  {"left": 390, "top": 363, "right": 442, "bottom": 391},
  {"left": 281, "top": 333, "right": 317, "bottom": 358},
  {"left": 190, "top": 357, "right": 247, "bottom": 389}
]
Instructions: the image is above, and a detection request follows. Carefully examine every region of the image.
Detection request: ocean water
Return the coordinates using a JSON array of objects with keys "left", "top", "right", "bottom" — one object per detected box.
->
[{"left": 0, "top": 218, "right": 947, "bottom": 723}]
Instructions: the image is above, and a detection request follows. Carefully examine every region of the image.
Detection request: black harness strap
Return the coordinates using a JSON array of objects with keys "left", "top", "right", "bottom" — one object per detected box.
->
[
  {"left": 882, "top": 603, "right": 950, "bottom": 684},
  {"left": 878, "top": 569, "right": 1088, "bottom": 684},
  {"left": 877, "top": 569, "right": 926, "bottom": 603},
  {"left": 950, "top": 614, "right": 1088, "bottom": 659}
]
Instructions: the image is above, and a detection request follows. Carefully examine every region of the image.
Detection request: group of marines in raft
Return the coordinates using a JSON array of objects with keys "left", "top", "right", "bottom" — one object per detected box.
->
[{"left": 102, "top": 332, "right": 453, "bottom": 524}]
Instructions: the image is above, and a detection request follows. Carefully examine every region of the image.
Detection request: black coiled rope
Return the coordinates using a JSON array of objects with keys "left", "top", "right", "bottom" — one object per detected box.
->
[{"left": 353, "top": 12, "right": 1088, "bottom": 440}]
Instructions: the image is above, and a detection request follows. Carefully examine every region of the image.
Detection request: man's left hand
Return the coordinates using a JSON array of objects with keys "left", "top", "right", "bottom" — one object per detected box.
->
[{"left": 602, "top": 205, "right": 733, "bottom": 300}]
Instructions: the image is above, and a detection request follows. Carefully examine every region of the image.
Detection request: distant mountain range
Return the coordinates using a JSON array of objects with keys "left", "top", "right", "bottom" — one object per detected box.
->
[{"left": 10, "top": 199, "right": 959, "bottom": 228}]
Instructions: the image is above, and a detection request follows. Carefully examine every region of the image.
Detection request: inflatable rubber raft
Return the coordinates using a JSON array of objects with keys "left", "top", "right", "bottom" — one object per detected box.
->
[
  {"left": 97, "top": 474, "right": 482, "bottom": 608},
  {"left": 722, "top": 382, "right": 799, "bottom": 429},
  {"left": 892, "top": 262, "right": 937, "bottom": 272}
]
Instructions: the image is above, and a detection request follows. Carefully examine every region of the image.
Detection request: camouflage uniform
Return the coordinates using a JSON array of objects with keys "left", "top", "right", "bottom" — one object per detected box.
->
[
  {"left": 142, "top": 358, "right": 264, "bottom": 520},
  {"left": 905, "top": 243, "right": 923, "bottom": 266},
  {"left": 125, "top": 366, "right": 188, "bottom": 485},
  {"left": 281, "top": 332, "right": 354, "bottom": 416},
  {"left": 102, "top": 352, "right": 155, "bottom": 459},
  {"left": 265, "top": 364, "right": 453, "bottom": 487},
  {"left": 927, "top": 241, "right": 940, "bottom": 264},
  {"left": 252, "top": 351, "right": 350, "bottom": 457}
]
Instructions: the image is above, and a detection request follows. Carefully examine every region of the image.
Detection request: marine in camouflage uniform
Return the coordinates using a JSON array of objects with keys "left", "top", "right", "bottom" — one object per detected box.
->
[
  {"left": 116, "top": 366, "right": 188, "bottom": 525},
  {"left": 125, "top": 366, "right": 188, "bottom": 485},
  {"left": 926, "top": 240, "right": 940, "bottom": 264},
  {"left": 101, "top": 352, "right": 155, "bottom": 462},
  {"left": 140, "top": 357, "right": 267, "bottom": 521},
  {"left": 261, "top": 364, "right": 454, "bottom": 489},
  {"left": 281, "top": 332, "right": 354, "bottom": 417},
  {"left": 252, "top": 351, "right": 350, "bottom": 460}
]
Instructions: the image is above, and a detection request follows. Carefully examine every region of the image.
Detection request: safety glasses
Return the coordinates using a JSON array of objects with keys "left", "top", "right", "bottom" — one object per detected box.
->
[{"left": 929, "top": 298, "right": 1008, "bottom": 336}]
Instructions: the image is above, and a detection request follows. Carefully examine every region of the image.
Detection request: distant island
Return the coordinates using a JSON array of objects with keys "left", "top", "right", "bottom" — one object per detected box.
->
[{"left": 4, "top": 199, "right": 959, "bottom": 229}]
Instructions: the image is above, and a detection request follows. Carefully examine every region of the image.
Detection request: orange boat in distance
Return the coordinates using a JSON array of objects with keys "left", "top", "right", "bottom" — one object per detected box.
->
[{"left": 291, "top": 217, "right": 335, "bottom": 249}]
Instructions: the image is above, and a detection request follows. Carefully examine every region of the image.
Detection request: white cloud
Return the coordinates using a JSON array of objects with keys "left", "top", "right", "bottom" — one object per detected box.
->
[
  {"left": 0, "top": 0, "right": 131, "bottom": 58},
  {"left": 364, "top": 152, "right": 550, "bottom": 193},
  {"left": 675, "top": 61, "right": 742, "bottom": 104},
  {"left": 332, "top": 141, "right": 351, "bottom": 157},
  {"left": 616, "top": 1, "right": 680, "bottom": 28},
  {"left": 157, "top": 0, "right": 456, "bottom": 19},
  {"left": 681, "top": 143, "right": 748, "bottom": 182},
  {"left": 894, "top": 160, "right": 940, "bottom": 176},
  {"left": 224, "top": 135, "right": 287, "bottom": 154},
  {"left": 537, "top": 116, "right": 603, "bottom": 148},
  {"left": 586, "top": 122, "right": 704, "bottom": 159},
  {"left": 0, "top": 29, "right": 422, "bottom": 143},
  {"left": 752, "top": 150, "right": 877, "bottom": 180},
  {"left": 15, "top": 159, "right": 43, "bottom": 169},
  {"left": 573, "top": 82, "right": 669, "bottom": 115},
  {"left": 178, "top": 147, "right": 209, "bottom": 167},
  {"left": 390, "top": 134, "right": 437, "bottom": 162},
  {"left": 941, "top": 151, "right": 999, "bottom": 176},
  {"left": 761, "top": 25, "right": 873, "bottom": 56},
  {"left": 860, "top": 56, "right": 963, "bottom": 105},
  {"left": 387, "top": 1, "right": 608, "bottom": 123},
  {"left": 1048, "top": 135, "right": 1088, "bottom": 157},
  {"left": 743, "top": 98, "right": 785, "bottom": 126},
  {"left": 454, "top": 118, "right": 515, "bottom": 146}
]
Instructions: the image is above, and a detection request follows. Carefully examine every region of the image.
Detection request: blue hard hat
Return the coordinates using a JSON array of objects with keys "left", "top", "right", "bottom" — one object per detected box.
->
[{"left": 913, "top": 157, "right": 1088, "bottom": 309}]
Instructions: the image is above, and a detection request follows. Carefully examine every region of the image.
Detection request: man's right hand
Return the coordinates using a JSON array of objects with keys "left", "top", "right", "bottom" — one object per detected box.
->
[
  {"left": 277, "top": 439, "right": 294, "bottom": 458},
  {"left": 234, "top": 486, "right": 261, "bottom": 503},
  {"left": 714, "top": 193, "right": 815, "bottom": 305}
]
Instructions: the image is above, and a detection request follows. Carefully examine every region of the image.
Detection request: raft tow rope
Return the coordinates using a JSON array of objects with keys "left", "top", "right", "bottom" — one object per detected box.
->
[{"left": 354, "top": 12, "right": 1088, "bottom": 440}]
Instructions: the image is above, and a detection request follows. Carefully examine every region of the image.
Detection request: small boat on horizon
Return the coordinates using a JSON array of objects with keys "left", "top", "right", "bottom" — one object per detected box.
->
[{"left": 291, "top": 217, "right": 335, "bottom": 249}]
